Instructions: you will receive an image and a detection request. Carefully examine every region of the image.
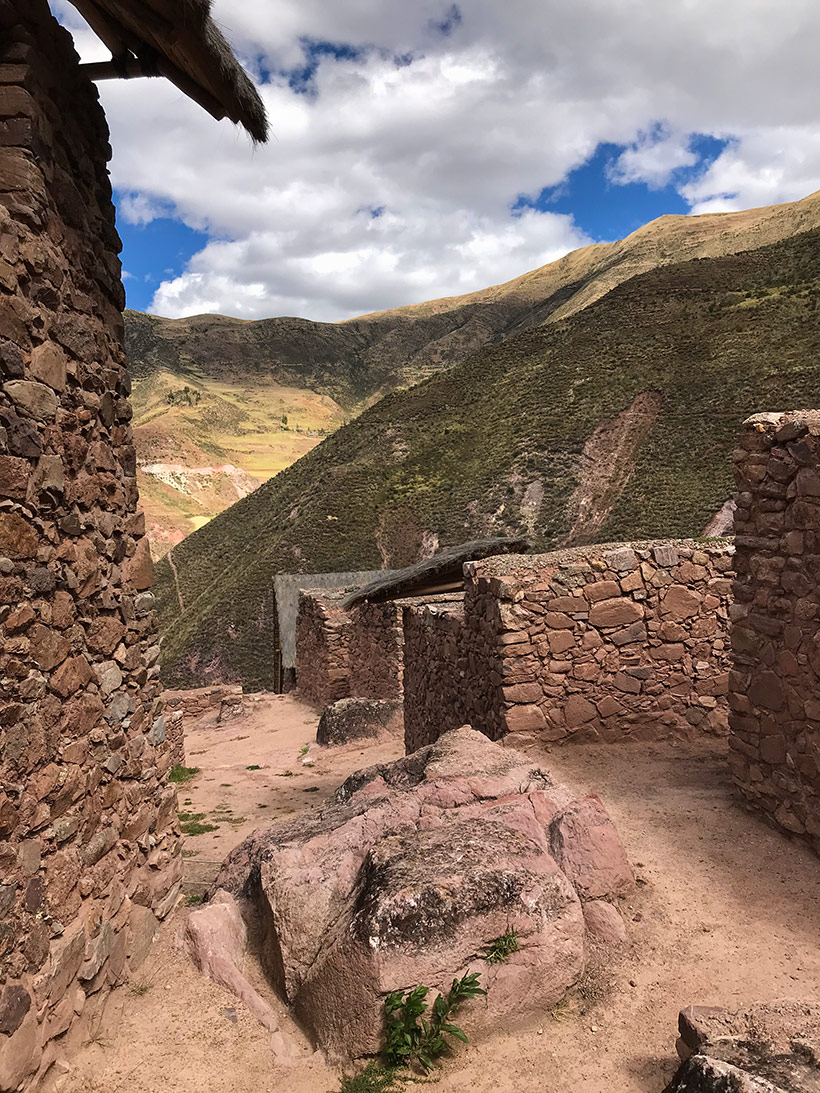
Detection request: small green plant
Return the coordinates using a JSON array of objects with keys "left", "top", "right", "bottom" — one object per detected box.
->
[
  {"left": 383, "top": 972, "right": 485, "bottom": 1072},
  {"left": 299, "top": 744, "right": 309, "bottom": 758},
  {"left": 168, "top": 764, "right": 199, "bottom": 784},
  {"left": 246, "top": 764, "right": 262, "bottom": 771},
  {"left": 480, "top": 929, "right": 519, "bottom": 964},
  {"left": 338, "top": 1061, "right": 405, "bottom": 1093},
  {"left": 129, "top": 980, "right": 152, "bottom": 997},
  {"left": 185, "top": 893, "right": 203, "bottom": 906},
  {"left": 179, "top": 812, "right": 218, "bottom": 836}
]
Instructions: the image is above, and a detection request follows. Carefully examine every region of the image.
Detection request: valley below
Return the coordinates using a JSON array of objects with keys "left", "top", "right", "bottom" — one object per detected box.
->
[{"left": 131, "top": 368, "right": 345, "bottom": 555}]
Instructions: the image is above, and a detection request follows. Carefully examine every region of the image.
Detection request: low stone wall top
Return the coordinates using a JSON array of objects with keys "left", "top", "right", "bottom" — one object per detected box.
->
[{"left": 163, "top": 685, "right": 244, "bottom": 720}]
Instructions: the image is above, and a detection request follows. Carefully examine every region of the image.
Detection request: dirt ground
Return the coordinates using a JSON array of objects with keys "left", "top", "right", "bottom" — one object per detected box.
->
[{"left": 63, "top": 695, "right": 820, "bottom": 1093}]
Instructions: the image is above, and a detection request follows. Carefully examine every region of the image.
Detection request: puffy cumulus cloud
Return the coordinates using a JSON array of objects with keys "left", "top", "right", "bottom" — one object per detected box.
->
[
  {"left": 609, "top": 127, "right": 699, "bottom": 191},
  {"left": 152, "top": 206, "right": 591, "bottom": 320},
  {"left": 51, "top": 0, "right": 820, "bottom": 320}
]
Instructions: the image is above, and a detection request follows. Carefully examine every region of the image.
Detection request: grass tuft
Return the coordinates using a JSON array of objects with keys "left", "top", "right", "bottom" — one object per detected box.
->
[{"left": 168, "top": 765, "right": 200, "bottom": 784}]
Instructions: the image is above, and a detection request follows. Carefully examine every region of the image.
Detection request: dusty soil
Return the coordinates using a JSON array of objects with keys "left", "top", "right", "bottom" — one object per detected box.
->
[
  {"left": 63, "top": 699, "right": 820, "bottom": 1093},
  {"left": 173, "top": 693, "right": 401, "bottom": 886}
]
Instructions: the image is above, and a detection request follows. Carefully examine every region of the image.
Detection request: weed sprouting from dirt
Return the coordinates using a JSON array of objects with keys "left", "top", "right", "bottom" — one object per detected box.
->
[
  {"left": 337, "top": 1062, "right": 408, "bottom": 1093},
  {"left": 383, "top": 972, "right": 485, "bottom": 1073},
  {"left": 480, "top": 928, "right": 519, "bottom": 964},
  {"left": 246, "top": 764, "right": 262, "bottom": 770},
  {"left": 185, "top": 893, "right": 203, "bottom": 906},
  {"left": 179, "top": 812, "right": 218, "bottom": 836},
  {"left": 168, "top": 764, "right": 200, "bottom": 784},
  {"left": 129, "top": 980, "right": 152, "bottom": 997}
]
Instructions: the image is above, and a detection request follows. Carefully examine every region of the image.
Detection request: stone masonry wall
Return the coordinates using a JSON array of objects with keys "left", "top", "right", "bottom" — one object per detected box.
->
[
  {"left": 347, "top": 600, "right": 404, "bottom": 700},
  {"left": 729, "top": 412, "right": 820, "bottom": 847},
  {"left": 402, "top": 540, "right": 734, "bottom": 753},
  {"left": 295, "top": 589, "right": 351, "bottom": 709},
  {"left": 403, "top": 600, "right": 466, "bottom": 751},
  {"left": 163, "top": 685, "right": 245, "bottom": 767},
  {"left": 0, "top": 5, "right": 180, "bottom": 1088}
]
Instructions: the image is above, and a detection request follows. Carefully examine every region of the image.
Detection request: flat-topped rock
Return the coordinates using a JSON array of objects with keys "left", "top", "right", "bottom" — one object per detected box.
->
[{"left": 211, "top": 726, "right": 633, "bottom": 1059}]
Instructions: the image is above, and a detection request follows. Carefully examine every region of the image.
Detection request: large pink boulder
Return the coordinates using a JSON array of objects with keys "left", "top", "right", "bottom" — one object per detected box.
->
[{"left": 212, "top": 727, "right": 633, "bottom": 1059}]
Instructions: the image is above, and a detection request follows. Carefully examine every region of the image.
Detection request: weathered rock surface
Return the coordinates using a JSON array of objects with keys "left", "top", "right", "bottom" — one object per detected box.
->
[
  {"left": 186, "top": 889, "right": 294, "bottom": 1058},
  {"left": 316, "top": 697, "right": 402, "bottom": 745},
  {"left": 663, "top": 1002, "right": 820, "bottom": 1092},
  {"left": 212, "top": 727, "right": 633, "bottom": 1059}
]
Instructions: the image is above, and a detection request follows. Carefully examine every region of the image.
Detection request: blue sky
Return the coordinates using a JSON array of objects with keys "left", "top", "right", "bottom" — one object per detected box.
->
[
  {"left": 55, "top": 0, "right": 820, "bottom": 322},
  {"left": 119, "top": 213, "right": 209, "bottom": 312}
]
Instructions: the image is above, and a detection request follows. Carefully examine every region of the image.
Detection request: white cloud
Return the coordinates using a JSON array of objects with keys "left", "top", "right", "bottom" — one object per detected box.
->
[
  {"left": 51, "top": 0, "right": 820, "bottom": 320},
  {"left": 609, "top": 127, "right": 698, "bottom": 190}
]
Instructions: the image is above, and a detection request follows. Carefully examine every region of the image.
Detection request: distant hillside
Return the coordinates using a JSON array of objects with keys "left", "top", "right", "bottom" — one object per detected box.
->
[
  {"left": 130, "top": 369, "right": 345, "bottom": 556},
  {"left": 128, "top": 190, "right": 820, "bottom": 554},
  {"left": 155, "top": 224, "right": 820, "bottom": 690}
]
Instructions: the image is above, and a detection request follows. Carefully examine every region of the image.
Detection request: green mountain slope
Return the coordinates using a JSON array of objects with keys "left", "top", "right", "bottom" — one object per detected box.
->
[
  {"left": 154, "top": 225, "right": 820, "bottom": 690},
  {"left": 128, "top": 191, "right": 820, "bottom": 556}
]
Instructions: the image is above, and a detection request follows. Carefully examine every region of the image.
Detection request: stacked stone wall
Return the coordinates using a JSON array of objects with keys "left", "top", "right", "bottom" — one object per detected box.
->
[
  {"left": 163, "top": 685, "right": 244, "bottom": 766},
  {"left": 347, "top": 600, "right": 404, "bottom": 699},
  {"left": 295, "top": 590, "right": 351, "bottom": 708},
  {"left": 0, "top": 4, "right": 180, "bottom": 1087},
  {"left": 729, "top": 412, "right": 820, "bottom": 847},
  {"left": 402, "top": 540, "right": 733, "bottom": 752},
  {"left": 403, "top": 601, "right": 467, "bottom": 751}
]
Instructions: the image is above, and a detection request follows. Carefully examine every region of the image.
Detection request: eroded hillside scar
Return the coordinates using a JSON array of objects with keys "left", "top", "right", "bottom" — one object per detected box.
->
[
  {"left": 167, "top": 546, "right": 185, "bottom": 614},
  {"left": 566, "top": 391, "right": 663, "bottom": 545}
]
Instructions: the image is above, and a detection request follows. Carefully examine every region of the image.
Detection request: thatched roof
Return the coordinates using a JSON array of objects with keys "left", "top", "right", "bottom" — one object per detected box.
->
[
  {"left": 69, "top": 0, "right": 268, "bottom": 141},
  {"left": 341, "top": 537, "right": 530, "bottom": 609}
]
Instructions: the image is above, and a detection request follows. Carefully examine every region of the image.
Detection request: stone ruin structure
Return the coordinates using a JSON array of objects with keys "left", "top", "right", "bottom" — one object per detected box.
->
[
  {"left": 295, "top": 538, "right": 525, "bottom": 711},
  {"left": 0, "top": 2, "right": 266, "bottom": 1088},
  {"left": 295, "top": 587, "right": 463, "bottom": 710},
  {"left": 729, "top": 411, "right": 820, "bottom": 851},
  {"left": 297, "top": 540, "right": 734, "bottom": 755},
  {"left": 405, "top": 540, "right": 733, "bottom": 751},
  {"left": 163, "top": 684, "right": 245, "bottom": 767}
]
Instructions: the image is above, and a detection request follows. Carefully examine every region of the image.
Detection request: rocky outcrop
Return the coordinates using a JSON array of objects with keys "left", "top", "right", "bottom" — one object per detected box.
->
[
  {"left": 316, "top": 697, "right": 402, "bottom": 746},
  {"left": 664, "top": 1002, "right": 820, "bottom": 1092},
  {"left": 212, "top": 727, "right": 633, "bottom": 1059},
  {"left": 185, "top": 889, "right": 295, "bottom": 1059}
]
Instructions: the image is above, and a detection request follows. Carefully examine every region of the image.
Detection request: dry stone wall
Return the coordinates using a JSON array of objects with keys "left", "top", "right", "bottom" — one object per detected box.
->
[
  {"left": 297, "top": 589, "right": 465, "bottom": 711},
  {"left": 403, "top": 600, "right": 467, "bottom": 751},
  {"left": 729, "top": 412, "right": 820, "bottom": 847},
  {"left": 295, "top": 589, "right": 352, "bottom": 708},
  {"left": 163, "top": 685, "right": 244, "bottom": 766},
  {"left": 0, "top": 5, "right": 180, "bottom": 1087},
  {"left": 402, "top": 541, "right": 734, "bottom": 752},
  {"left": 347, "top": 600, "right": 403, "bottom": 699}
]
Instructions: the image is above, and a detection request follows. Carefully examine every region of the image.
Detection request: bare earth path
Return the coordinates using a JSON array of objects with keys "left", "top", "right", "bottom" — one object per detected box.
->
[{"left": 64, "top": 699, "right": 820, "bottom": 1093}]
